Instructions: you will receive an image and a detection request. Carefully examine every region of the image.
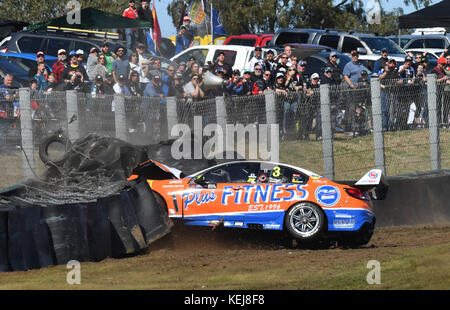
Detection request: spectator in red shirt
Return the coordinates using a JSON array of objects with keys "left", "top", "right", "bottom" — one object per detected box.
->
[
  {"left": 52, "top": 49, "right": 67, "bottom": 85},
  {"left": 123, "top": 0, "right": 139, "bottom": 51}
]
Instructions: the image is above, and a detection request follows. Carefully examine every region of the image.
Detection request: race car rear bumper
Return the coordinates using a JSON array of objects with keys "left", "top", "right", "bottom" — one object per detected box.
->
[{"left": 324, "top": 208, "right": 375, "bottom": 231}]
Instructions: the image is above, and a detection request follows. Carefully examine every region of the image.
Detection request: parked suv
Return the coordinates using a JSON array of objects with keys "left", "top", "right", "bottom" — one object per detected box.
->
[
  {"left": 402, "top": 34, "right": 450, "bottom": 51},
  {"left": 268, "top": 28, "right": 406, "bottom": 70},
  {"left": 0, "top": 30, "right": 124, "bottom": 57}
]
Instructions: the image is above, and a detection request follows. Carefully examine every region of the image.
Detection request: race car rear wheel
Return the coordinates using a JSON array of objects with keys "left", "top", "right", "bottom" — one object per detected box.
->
[{"left": 285, "top": 202, "right": 325, "bottom": 241}]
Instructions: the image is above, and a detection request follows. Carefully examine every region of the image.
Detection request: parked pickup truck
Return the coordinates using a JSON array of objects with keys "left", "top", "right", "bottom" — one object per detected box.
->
[{"left": 170, "top": 44, "right": 325, "bottom": 74}]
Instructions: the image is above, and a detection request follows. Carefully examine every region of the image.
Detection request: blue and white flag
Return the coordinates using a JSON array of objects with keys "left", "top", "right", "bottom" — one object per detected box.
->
[
  {"left": 212, "top": 5, "right": 226, "bottom": 41},
  {"left": 145, "top": 30, "right": 157, "bottom": 56}
]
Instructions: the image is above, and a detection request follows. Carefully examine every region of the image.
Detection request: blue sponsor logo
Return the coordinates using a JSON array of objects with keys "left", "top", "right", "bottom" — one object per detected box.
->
[{"left": 315, "top": 185, "right": 340, "bottom": 207}]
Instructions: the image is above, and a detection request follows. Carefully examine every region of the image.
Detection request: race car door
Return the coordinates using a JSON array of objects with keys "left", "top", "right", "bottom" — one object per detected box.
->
[{"left": 181, "top": 162, "right": 260, "bottom": 227}]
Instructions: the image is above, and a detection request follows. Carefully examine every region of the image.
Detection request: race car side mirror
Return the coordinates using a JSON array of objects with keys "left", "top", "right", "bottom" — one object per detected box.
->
[{"left": 194, "top": 175, "right": 208, "bottom": 186}]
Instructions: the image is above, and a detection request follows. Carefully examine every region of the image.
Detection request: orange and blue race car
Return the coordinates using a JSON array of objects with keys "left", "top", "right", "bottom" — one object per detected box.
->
[{"left": 128, "top": 160, "right": 388, "bottom": 246}]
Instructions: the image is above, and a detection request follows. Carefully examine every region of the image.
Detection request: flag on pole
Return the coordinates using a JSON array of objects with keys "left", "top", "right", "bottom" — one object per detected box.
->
[
  {"left": 185, "top": 0, "right": 209, "bottom": 38},
  {"left": 152, "top": 1, "right": 162, "bottom": 53},
  {"left": 211, "top": 5, "right": 226, "bottom": 42}
]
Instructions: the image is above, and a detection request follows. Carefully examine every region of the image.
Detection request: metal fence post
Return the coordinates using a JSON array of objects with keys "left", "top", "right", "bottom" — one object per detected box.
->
[
  {"left": 19, "top": 88, "right": 35, "bottom": 181},
  {"left": 66, "top": 90, "right": 79, "bottom": 141},
  {"left": 427, "top": 74, "right": 441, "bottom": 171},
  {"left": 215, "top": 95, "right": 227, "bottom": 157},
  {"left": 113, "top": 94, "right": 127, "bottom": 141},
  {"left": 320, "top": 84, "right": 334, "bottom": 180},
  {"left": 166, "top": 96, "right": 178, "bottom": 139},
  {"left": 370, "top": 78, "right": 386, "bottom": 175},
  {"left": 264, "top": 91, "right": 279, "bottom": 162}
]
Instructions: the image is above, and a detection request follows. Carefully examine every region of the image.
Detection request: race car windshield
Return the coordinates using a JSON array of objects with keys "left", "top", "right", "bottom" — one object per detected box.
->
[{"left": 360, "top": 37, "right": 405, "bottom": 55}]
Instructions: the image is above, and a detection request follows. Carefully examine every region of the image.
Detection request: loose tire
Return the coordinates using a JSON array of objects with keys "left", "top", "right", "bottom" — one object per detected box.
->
[
  {"left": 38, "top": 134, "right": 72, "bottom": 166},
  {"left": 285, "top": 202, "right": 326, "bottom": 241}
]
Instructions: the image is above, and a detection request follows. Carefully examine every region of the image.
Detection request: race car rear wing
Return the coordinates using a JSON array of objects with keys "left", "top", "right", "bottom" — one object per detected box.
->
[{"left": 354, "top": 169, "right": 389, "bottom": 200}]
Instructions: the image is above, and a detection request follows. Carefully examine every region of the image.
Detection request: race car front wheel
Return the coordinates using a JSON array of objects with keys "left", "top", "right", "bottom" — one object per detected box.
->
[{"left": 285, "top": 202, "right": 325, "bottom": 241}]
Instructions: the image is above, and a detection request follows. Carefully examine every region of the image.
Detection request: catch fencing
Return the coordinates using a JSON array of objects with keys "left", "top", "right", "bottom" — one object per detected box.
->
[{"left": 0, "top": 75, "right": 448, "bottom": 188}]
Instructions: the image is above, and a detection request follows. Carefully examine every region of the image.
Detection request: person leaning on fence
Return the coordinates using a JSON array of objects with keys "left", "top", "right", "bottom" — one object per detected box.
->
[
  {"left": 91, "top": 53, "right": 109, "bottom": 80},
  {"left": 431, "top": 57, "right": 450, "bottom": 127},
  {"left": 305, "top": 73, "right": 322, "bottom": 141},
  {"left": 103, "top": 72, "right": 115, "bottom": 95},
  {"left": 162, "top": 65, "right": 177, "bottom": 97},
  {"left": 0, "top": 75, "right": 18, "bottom": 144},
  {"left": 379, "top": 58, "right": 400, "bottom": 131},
  {"left": 113, "top": 74, "right": 132, "bottom": 96},
  {"left": 234, "top": 70, "right": 252, "bottom": 96},
  {"left": 183, "top": 73, "right": 204, "bottom": 101},
  {"left": 350, "top": 70, "right": 370, "bottom": 137},
  {"left": 91, "top": 75, "right": 106, "bottom": 99}
]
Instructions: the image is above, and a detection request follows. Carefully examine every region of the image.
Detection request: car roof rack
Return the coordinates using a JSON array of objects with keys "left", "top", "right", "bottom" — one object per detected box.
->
[{"left": 45, "top": 26, "right": 119, "bottom": 40}]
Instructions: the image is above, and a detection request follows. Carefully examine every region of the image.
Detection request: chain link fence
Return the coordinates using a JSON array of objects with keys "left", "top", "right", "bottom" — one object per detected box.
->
[{"left": 0, "top": 75, "right": 449, "bottom": 188}]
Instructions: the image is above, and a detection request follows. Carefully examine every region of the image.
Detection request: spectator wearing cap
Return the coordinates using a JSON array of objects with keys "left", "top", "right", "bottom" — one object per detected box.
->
[
  {"left": 379, "top": 58, "right": 400, "bottom": 131},
  {"left": 113, "top": 74, "right": 131, "bottom": 96},
  {"left": 61, "top": 50, "right": 89, "bottom": 91},
  {"left": 277, "top": 53, "right": 290, "bottom": 75},
  {"left": 321, "top": 67, "right": 338, "bottom": 85},
  {"left": 52, "top": 49, "right": 67, "bottom": 84},
  {"left": 144, "top": 71, "right": 164, "bottom": 98},
  {"left": 373, "top": 48, "right": 389, "bottom": 75},
  {"left": 399, "top": 56, "right": 415, "bottom": 80},
  {"left": 251, "top": 64, "right": 267, "bottom": 95},
  {"left": 87, "top": 47, "right": 100, "bottom": 80},
  {"left": 297, "top": 60, "right": 309, "bottom": 88},
  {"left": 76, "top": 49, "right": 86, "bottom": 70},
  {"left": 91, "top": 75, "right": 106, "bottom": 98},
  {"left": 431, "top": 57, "right": 450, "bottom": 126},
  {"left": 103, "top": 72, "right": 115, "bottom": 94},
  {"left": 224, "top": 70, "right": 241, "bottom": 96},
  {"left": 123, "top": 0, "right": 139, "bottom": 51},
  {"left": 101, "top": 42, "right": 114, "bottom": 72},
  {"left": 182, "top": 16, "right": 194, "bottom": 43},
  {"left": 264, "top": 50, "right": 277, "bottom": 79},
  {"left": 234, "top": 70, "right": 252, "bottom": 96},
  {"left": 213, "top": 52, "right": 232, "bottom": 79},
  {"left": 343, "top": 50, "right": 369, "bottom": 89},
  {"left": 183, "top": 73, "right": 204, "bottom": 100},
  {"left": 111, "top": 46, "right": 130, "bottom": 84},
  {"left": 249, "top": 46, "right": 265, "bottom": 73},
  {"left": 322, "top": 51, "right": 342, "bottom": 84},
  {"left": 305, "top": 73, "right": 322, "bottom": 140},
  {"left": 29, "top": 51, "right": 48, "bottom": 80},
  {"left": 137, "top": 0, "right": 154, "bottom": 49},
  {"left": 175, "top": 25, "right": 191, "bottom": 56}
]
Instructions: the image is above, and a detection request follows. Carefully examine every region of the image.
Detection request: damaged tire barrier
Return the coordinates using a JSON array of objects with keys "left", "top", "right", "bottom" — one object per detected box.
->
[{"left": 0, "top": 179, "right": 172, "bottom": 272}]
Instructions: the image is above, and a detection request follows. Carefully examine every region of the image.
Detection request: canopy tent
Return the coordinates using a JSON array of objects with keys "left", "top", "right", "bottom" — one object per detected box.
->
[
  {"left": 398, "top": 0, "right": 450, "bottom": 29},
  {"left": 28, "top": 7, "right": 152, "bottom": 30}
]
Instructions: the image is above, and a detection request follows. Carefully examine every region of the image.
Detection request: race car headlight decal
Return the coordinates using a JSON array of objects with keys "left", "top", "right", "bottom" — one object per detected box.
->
[{"left": 344, "top": 188, "right": 369, "bottom": 201}]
